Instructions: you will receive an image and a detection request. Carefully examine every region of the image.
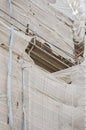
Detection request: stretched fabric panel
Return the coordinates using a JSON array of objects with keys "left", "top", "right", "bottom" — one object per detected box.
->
[{"left": 0, "top": 46, "right": 84, "bottom": 130}]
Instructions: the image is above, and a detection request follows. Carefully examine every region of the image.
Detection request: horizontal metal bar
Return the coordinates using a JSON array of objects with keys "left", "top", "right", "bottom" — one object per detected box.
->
[
  {"left": 29, "top": 42, "right": 71, "bottom": 67},
  {"left": 30, "top": 51, "right": 61, "bottom": 70}
]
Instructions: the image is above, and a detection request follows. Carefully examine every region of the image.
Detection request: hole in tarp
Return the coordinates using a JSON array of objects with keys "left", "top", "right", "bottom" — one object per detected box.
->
[
  {"left": 68, "top": 81, "right": 72, "bottom": 84},
  {"left": 17, "top": 101, "right": 19, "bottom": 108},
  {"left": 1, "top": 43, "right": 4, "bottom": 46},
  {"left": 17, "top": 56, "right": 20, "bottom": 60},
  {"left": 7, "top": 116, "right": 9, "bottom": 124}
]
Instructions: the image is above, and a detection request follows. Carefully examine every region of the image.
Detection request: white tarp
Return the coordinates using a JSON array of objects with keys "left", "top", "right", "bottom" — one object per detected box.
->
[{"left": 0, "top": 0, "right": 85, "bottom": 130}]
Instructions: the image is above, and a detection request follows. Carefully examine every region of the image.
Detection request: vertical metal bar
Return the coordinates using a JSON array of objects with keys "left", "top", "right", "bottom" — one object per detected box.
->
[
  {"left": 22, "top": 61, "right": 27, "bottom": 130},
  {"left": 84, "top": 35, "right": 86, "bottom": 130},
  {"left": 7, "top": 25, "right": 14, "bottom": 130},
  {"left": 8, "top": 0, "right": 12, "bottom": 16},
  {"left": 7, "top": 0, "right": 14, "bottom": 129}
]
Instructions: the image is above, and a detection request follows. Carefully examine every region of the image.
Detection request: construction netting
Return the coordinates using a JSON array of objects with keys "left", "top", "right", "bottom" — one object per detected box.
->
[
  {"left": 28, "top": 64, "right": 84, "bottom": 130},
  {"left": 0, "top": 44, "right": 84, "bottom": 129},
  {"left": 0, "top": 0, "right": 75, "bottom": 61},
  {"left": 0, "top": 0, "right": 85, "bottom": 130}
]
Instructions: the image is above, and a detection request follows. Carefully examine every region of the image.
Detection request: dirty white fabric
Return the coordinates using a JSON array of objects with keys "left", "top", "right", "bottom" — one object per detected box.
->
[{"left": 0, "top": 0, "right": 85, "bottom": 130}]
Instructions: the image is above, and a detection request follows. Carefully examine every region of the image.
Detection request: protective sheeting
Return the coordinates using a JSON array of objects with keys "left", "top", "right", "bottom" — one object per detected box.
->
[
  {"left": 0, "top": 48, "right": 28, "bottom": 130},
  {"left": 67, "top": 0, "right": 86, "bottom": 45},
  {"left": 0, "top": 0, "right": 85, "bottom": 130},
  {"left": 49, "top": 0, "right": 75, "bottom": 20},
  {"left": 0, "top": 0, "right": 75, "bottom": 61},
  {"left": 0, "top": 46, "right": 84, "bottom": 130},
  {"left": 0, "top": 21, "right": 34, "bottom": 62},
  {"left": 29, "top": 64, "right": 84, "bottom": 130},
  {"left": 50, "top": 0, "right": 86, "bottom": 46}
]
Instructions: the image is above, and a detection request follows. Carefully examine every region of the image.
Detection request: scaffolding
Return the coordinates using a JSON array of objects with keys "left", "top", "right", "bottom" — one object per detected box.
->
[{"left": 0, "top": 0, "right": 85, "bottom": 130}]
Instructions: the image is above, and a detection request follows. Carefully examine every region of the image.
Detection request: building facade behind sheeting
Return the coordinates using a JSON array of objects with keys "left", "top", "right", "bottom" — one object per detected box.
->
[{"left": 0, "top": 0, "right": 85, "bottom": 130}]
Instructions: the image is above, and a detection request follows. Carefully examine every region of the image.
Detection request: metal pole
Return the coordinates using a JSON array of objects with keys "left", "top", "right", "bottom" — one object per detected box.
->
[{"left": 22, "top": 61, "right": 27, "bottom": 130}]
